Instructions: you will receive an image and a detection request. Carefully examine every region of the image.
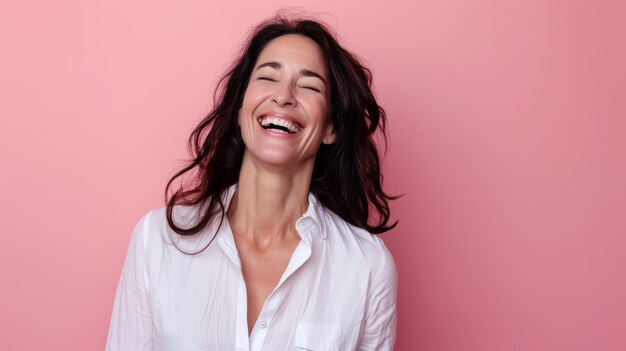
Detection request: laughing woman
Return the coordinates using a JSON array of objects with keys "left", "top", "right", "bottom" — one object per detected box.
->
[{"left": 106, "top": 14, "right": 398, "bottom": 351}]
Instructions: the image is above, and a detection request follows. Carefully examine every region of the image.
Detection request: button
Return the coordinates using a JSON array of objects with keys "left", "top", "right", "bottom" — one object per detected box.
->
[{"left": 259, "top": 321, "right": 267, "bottom": 329}]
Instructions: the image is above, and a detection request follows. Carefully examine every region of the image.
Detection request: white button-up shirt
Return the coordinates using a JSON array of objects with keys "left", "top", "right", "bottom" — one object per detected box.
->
[{"left": 106, "top": 185, "right": 397, "bottom": 350}]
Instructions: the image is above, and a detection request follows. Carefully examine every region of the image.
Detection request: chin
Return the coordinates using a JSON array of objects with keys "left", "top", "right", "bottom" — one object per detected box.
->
[
  {"left": 245, "top": 146, "right": 315, "bottom": 169},
  {"left": 257, "top": 154, "right": 297, "bottom": 166}
]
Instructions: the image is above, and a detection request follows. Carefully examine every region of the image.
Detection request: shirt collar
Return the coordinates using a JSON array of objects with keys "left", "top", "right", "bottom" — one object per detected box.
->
[
  {"left": 221, "top": 183, "right": 327, "bottom": 240},
  {"left": 167, "top": 184, "right": 328, "bottom": 252}
]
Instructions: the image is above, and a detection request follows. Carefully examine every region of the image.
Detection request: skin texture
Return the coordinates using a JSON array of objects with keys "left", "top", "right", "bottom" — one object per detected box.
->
[{"left": 227, "top": 34, "right": 336, "bottom": 334}]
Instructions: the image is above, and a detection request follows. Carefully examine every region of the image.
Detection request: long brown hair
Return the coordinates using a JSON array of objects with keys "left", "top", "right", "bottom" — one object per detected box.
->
[{"left": 165, "top": 15, "right": 398, "bottom": 251}]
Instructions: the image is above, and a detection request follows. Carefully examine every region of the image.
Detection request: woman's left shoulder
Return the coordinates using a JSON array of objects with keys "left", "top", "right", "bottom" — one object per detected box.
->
[{"left": 320, "top": 208, "right": 396, "bottom": 270}]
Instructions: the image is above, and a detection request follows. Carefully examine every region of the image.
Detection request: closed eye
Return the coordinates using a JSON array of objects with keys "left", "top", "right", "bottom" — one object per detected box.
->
[
  {"left": 257, "top": 77, "right": 276, "bottom": 81},
  {"left": 301, "top": 86, "right": 321, "bottom": 92}
]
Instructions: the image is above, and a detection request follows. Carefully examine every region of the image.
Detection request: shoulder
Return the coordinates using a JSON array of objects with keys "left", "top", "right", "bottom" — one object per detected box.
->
[
  {"left": 126, "top": 208, "right": 166, "bottom": 256},
  {"left": 318, "top": 208, "right": 397, "bottom": 284},
  {"left": 320, "top": 208, "right": 393, "bottom": 255},
  {"left": 129, "top": 207, "right": 168, "bottom": 240},
  {"left": 130, "top": 205, "right": 217, "bottom": 252}
]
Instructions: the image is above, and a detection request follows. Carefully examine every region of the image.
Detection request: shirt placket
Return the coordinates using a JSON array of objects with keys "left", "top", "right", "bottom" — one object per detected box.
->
[
  {"left": 218, "top": 215, "right": 316, "bottom": 351},
  {"left": 215, "top": 219, "right": 248, "bottom": 351}
]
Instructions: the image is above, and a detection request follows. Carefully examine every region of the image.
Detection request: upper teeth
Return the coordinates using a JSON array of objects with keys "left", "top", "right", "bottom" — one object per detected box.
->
[{"left": 258, "top": 116, "right": 302, "bottom": 133}]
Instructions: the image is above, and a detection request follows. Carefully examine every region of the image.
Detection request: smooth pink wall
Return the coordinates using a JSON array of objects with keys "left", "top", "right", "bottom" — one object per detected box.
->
[{"left": 1, "top": 0, "right": 624, "bottom": 350}]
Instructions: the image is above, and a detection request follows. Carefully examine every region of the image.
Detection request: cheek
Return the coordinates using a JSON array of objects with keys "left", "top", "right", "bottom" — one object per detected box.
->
[
  {"left": 309, "top": 99, "right": 329, "bottom": 125},
  {"left": 240, "top": 90, "right": 253, "bottom": 113},
  {"left": 242, "top": 84, "right": 271, "bottom": 106}
]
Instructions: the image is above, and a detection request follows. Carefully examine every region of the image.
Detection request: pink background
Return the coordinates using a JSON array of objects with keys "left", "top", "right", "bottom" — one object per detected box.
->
[{"left": 1, "top": 0, "right": 625, "bottom": 350}]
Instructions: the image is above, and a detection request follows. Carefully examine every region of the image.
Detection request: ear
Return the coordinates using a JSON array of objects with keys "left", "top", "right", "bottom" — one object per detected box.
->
[{"left": 322, "top": 122, "right": 337, "bottom": 145}]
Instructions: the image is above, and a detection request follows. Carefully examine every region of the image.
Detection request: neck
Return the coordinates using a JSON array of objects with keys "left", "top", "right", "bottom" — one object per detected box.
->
[{"left": 226, "top": 152, "right": 314, "bottom": 247}]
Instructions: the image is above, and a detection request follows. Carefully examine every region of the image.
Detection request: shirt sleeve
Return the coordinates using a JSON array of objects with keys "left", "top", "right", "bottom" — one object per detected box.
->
[
  {"left": 105, "top": 211, "right": 154, "bottom": 351},
  {"left": 357, "top": 245, "right": 398, "bottom": 351}
]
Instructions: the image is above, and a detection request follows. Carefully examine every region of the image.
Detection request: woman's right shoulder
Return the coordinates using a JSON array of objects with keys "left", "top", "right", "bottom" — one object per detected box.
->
[
  {"left": 131, "top": 204, "right": 220, "bottom": 254},
  {"left": 130, "top": 205, "right": 200, "bottom": 245}
]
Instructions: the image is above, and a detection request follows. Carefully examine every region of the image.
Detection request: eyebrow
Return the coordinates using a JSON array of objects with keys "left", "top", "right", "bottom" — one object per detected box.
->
[{"left": 255, "top": 61, "right": 327, "bottom": 84}]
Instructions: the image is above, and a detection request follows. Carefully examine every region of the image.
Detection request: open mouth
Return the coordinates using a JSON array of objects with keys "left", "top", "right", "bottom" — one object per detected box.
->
[{"left": 257, "top": 115, "right": 303, "bottom": 134}]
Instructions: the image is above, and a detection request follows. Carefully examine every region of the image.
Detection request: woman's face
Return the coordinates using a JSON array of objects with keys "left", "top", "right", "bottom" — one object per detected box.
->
[{"left": 238, "top": 34, "right": 336, "bottom": 168}]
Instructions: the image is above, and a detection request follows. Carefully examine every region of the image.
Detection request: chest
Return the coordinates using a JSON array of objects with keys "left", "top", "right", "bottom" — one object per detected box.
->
[
  {"left": 239, "top": 249, "right": 291, "bottom": 293},
  {"left": 148, "top": 235, "right": 370, "bottom": 350},
  {"left": 237, "top": 239, "right": 300, "bottom": 331}
]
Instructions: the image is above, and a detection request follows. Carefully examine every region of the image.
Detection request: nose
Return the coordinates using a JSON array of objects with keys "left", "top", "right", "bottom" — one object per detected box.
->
[{"left": 272, "top": 82, "right": 296, "bottom": 107}]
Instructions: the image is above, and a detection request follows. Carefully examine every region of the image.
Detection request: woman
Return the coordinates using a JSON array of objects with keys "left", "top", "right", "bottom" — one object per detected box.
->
[{"left": 106, "top": 14, "right": 398, "bottom": 351}]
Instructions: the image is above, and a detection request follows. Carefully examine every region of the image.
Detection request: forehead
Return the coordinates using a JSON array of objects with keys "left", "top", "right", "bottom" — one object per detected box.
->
[{"left": 256, "top": 34, "right": 326, "bottom": 75}]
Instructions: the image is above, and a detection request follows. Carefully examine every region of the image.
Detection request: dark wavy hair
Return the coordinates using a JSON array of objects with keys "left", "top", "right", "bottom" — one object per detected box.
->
[{"left": 165, "top": 14, "right": 397, "bottom": 249}]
